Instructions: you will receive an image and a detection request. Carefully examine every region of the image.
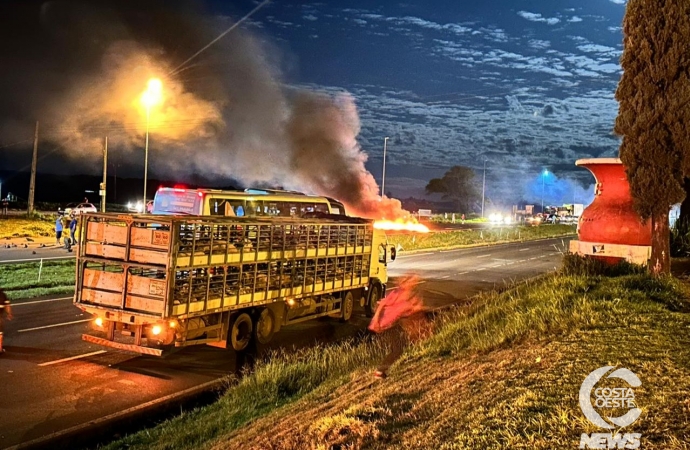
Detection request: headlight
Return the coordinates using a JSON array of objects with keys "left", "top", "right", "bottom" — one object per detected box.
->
[
  {"left": 94, "top": 317, "right": 103, "bottom": 327},
  {"left": 151, "top": 325, "right": 162, "bottom": 336}
]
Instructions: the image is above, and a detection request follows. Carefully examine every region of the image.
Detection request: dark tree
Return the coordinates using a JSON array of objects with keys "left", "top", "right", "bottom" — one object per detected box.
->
[
  {"left": 425, "top": 165, "right": 479, "bottom": 213},
  {"left": 614, "top": 0, "right": 690, "bottom": 274}
]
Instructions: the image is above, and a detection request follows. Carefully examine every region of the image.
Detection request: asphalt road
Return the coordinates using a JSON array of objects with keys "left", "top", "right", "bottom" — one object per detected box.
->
[
  {"left": 0, "top": 244, "right": 74, "bottom": 264},
  {"left": 0, "top": 236, "right": 570, "bottom": 449}
]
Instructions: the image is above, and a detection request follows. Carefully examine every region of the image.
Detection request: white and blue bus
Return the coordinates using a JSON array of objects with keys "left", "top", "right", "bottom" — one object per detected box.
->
[{"left": 151, "top": 187, "right": 347, "bottom": 218}]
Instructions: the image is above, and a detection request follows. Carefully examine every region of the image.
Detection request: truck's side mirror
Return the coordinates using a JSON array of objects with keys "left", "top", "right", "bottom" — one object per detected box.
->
[{"left": 390, "top": 246, "right": 397, "bottom": 261}]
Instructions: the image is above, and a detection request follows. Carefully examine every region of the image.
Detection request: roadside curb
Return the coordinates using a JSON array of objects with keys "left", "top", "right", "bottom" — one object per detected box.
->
[
  {"left": 4, "top": 378, "right": 227, "bottom": 450},
  {"left": 396, "top": 233, "right": 575, "bottom": 255}
]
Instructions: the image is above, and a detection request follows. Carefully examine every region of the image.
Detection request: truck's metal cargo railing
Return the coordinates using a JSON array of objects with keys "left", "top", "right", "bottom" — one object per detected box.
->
[{"left": 74, "top": 213, "right": 386, "bottom": 355}]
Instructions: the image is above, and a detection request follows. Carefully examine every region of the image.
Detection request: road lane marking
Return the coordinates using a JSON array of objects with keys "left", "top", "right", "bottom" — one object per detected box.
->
[
  {"left": 519, "top": 248, "right": 530, "bottom": 252},
  {"left": 440, "top": 275, "right": 450, "bottom": 279},
  {"left": 414, "top": 262, "right": 443, "bottom": 268},
  {"left": 457, "top": 271, "right": 468, "bottom": 275},
  {"left": 0, "top": 255, "right": 75, "bottom": 265},
  {"left": 18, "top": 319, "right": 91, "bottom": 333},
  {"left": 477, "top": 254, "right": 492, "bottom": 258},
  {"left": 12, "top": 297, "right": 72, "bottom": 306},
  {"left": 397, "top": 252, "right": 434, "bottom": 258},
  {"left": 38, "top": 350, "right": 107, "bottom": 367},
  {"left": 475, "top": 268, "right": 486, "bottom": 272}
]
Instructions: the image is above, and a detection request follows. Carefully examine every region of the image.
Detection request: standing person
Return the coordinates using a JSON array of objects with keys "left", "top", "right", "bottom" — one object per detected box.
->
[
  {"left": 368, "top": 274, "right": 429, "bottom": 379},
  {"left": 69, "top": 213, "right": 78, "bottom": 246},
  {"left": 55, "top": 213, "right": 64, "bottom": 246},
  {"left": 0, "top": 289, "right": 12, "bottom": 353}
]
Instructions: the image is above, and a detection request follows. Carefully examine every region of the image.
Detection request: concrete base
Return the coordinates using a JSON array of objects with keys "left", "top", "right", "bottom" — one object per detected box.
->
[{"left": 569, "top": 240, "right": 651, "bottom": 265}]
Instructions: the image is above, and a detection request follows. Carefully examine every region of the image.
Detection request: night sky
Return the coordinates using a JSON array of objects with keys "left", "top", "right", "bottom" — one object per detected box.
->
[{"left": 0, "top": 0, "right": 628, "bottom": 209}]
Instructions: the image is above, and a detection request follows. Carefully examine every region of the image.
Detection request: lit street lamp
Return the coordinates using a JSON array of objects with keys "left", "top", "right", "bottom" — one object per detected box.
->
[
  {"left": 381, "top": 136, "right": 389, "bottom": 197},
  {"left": 140, "top": 78, "right": 163, "bottom": 212},
  {"left": 541, "top": 169, "right": 549, "bottom": 212}
]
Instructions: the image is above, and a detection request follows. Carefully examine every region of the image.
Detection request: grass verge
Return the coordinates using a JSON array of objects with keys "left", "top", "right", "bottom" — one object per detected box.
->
[
  {"left": 101, "top": 258, "right": 690, "bottom": 449},
  {"left": 389, "top": 224, "right": 575, "bottom": 251},
  {"left": 0, "top": 215, "right": 56, "bottom": 239},
  {"left": 0, "top": 260, "right": 75, "bottom": 299}
]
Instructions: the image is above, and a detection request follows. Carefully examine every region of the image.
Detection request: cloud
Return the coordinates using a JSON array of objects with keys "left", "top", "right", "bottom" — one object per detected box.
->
[
  {"left": 569, "top": 16, "right": 583, "bottom": 23},
  {"left": 303, "top": 14, "right": 318, "bottom": 21},
  {"left": 609, "top": 0, "right": 626, "bottom": 4},
  {"left": 528, "top": 39, "right": 551, "bottom": 50},
  {"left": 517, "top": 11, "right": 561, "bottom": 25}
]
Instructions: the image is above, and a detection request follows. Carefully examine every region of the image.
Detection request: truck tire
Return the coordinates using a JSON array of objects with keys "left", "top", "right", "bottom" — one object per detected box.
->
[
  {"left": 229, "top": 313, "right": 253, "bottom": 352},
  {"left": 254, "top": 308, "right": 276, "bottom": 345},
  {"left": 365, "top": 284, "right": 381, "bottom": 317},
  {"left": 340, "top": 291, "right": 354, "bottom": 323}
]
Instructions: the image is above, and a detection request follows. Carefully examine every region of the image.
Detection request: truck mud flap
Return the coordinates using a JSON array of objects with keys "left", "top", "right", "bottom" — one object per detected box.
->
[{"left": 82, "top": 334, "right": 163, "bottom": 356}]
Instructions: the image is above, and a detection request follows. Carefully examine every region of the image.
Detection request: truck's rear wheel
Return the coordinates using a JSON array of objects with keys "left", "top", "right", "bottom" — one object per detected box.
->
[
  {"left": 254, "top": 308, "right": 276, "bottom": 345},
  {"left": 229, "top": 313, "right": 253, "bottom": 351},
  {"left": 365, "top": 284, "right": 381, "bottom": 317},
  {"left": 340, "top": 291, "right": 354, "bottom": 323}
]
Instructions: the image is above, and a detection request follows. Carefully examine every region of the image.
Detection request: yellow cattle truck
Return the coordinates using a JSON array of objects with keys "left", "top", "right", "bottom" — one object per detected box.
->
[{"left": 74, "top": 213, "right": 395, "bottom": 356}]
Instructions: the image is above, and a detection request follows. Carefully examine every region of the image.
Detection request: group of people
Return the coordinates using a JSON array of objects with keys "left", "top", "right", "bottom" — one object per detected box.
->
[{"left": 55, "top": 211, "right": 78, "bottom": 247}]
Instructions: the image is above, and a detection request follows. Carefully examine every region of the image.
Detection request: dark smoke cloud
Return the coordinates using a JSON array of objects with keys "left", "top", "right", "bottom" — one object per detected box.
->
[{"left": 0, "top": 0, "right": 406, "bottom": 219}]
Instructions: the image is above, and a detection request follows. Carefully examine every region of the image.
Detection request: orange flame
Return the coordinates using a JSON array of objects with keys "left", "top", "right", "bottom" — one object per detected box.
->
[{"left": 374, "top": 219, "right": 430, "bottom": 233}]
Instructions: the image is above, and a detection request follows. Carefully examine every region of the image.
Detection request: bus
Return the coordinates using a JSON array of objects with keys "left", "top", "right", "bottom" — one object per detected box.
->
[{"left": 151, "top": 187, "right": 347, "bottom": 218}]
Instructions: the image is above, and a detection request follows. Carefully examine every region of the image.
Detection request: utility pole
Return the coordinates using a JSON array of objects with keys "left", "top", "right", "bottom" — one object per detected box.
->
[
  {"left": 28, "top": 121, "right": 39, "bottom": 215},
  {"left": 481, "top": 160, "right": 487, "bottom": 218},
  {"left": 100, "top": 137, "right": 108, "bottom": 212},
  {"left": 381, "top": 137, "right": 389, "bottom": 197}
]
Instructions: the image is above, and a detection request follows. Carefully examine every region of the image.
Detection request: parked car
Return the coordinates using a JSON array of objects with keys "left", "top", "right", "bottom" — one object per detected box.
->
[
  {"left": 65, "top": 203, "right": 97, "bottom": 215},
  {"left": 525, "top": 215, "right": 542, "bottom": 226},
  {"left": 126, "top": 200, "right": 153, "bottom": 214}
]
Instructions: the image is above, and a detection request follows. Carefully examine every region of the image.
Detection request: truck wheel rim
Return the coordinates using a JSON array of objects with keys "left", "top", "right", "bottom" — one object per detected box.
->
[
  {"left": 343, "top": 292, "right": 354, "bottom": 320},
  {"left": 370, "top": 288, "right": 379, "bottom": 311},
  {"left": 256, "top": 309, "right": 274, "bottom": 344},
  {"left": 232, "top": 314, "right": 252, "bottom": 351}
]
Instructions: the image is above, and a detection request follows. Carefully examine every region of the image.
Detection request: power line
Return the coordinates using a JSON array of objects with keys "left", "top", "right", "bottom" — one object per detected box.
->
[
  {"left": 169, "top": 0, "right": 271, "bottom": 77},
  {"left": 0, "top": 138, "right": 34, "bottom": 150}
]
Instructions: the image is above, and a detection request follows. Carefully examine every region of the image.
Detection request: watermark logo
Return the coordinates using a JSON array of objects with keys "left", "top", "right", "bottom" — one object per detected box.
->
[{"left": 579, "top": 366, "right": 642, "bottom": 449}]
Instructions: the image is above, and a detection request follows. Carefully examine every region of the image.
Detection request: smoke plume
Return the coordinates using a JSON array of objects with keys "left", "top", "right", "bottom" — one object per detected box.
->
[{"left": 0, "top": 0, "right": 406, "bottom": 219}]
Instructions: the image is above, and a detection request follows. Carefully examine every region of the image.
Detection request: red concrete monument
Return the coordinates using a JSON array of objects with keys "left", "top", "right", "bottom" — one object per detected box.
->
[{"left": 570, "top": 158, "right": 652, "bottom": 264}]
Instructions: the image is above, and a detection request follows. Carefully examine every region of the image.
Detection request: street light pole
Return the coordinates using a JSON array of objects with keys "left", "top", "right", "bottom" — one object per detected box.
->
[
  {"left": 143, "top": 104, "right": 150, "bottom": 212},
  {"left": 140, "top": 78, "right": 162, "bottom": 214},
  {"left": 481, "top": 160, "right": 487, "bottom": 218},
  {"left": 101, "top": 137, "right": 108, "bottom": 213},
  {"left": 541, "top": 169, "right": 548, "bottom": 212},
  {"left": 381, "top": 136, "right": 389, "bottom": 197}
]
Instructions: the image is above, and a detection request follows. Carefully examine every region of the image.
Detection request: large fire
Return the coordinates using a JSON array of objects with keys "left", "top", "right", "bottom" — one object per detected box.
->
[{"left": 374, "top": 218, "right": 430, "bottom": 233}]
